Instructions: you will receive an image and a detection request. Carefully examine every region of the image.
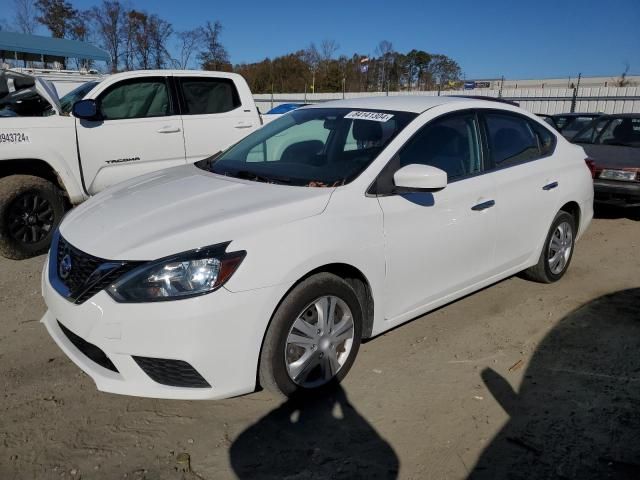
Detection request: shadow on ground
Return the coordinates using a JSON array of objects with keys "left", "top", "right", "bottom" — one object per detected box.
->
[
  {"left": 229, "top": 387, "right": 398, "bottom": 479},
  {"left": 470, "top": 288, "right": 640, "bottom": 479}
]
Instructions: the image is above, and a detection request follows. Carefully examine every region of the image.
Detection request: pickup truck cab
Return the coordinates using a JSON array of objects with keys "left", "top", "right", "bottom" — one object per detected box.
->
[{"left": 0, "top": 69, "right": 261, "bottom": 259}]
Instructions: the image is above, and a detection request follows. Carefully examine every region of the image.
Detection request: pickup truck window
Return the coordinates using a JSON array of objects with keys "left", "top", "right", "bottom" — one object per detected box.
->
[
  {"left": 179, "top": 77, "right": 241, "bottom": 115},
  {"left": 59, "top": 81, "right": 99, "bottom": 115},
  {"left": 99, "top": 78, "right": 170, "bottom": 120}
]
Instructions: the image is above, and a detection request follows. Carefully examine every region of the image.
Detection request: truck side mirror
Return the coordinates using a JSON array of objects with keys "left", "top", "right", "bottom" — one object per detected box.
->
[{"left": 72, "top": 99, "right": 100, "bottom": 121}]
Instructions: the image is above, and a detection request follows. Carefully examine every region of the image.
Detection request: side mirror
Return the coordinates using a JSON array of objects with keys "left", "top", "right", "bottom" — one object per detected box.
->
[
  {"left": 393, "top": 164, "right": 447, "bottom": 192},
  {"left": 72, "top": 99, "right": 100, "bottom": 120}
]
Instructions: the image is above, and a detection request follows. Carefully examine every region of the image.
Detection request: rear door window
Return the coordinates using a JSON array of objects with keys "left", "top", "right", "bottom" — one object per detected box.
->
[
  {"left": 484, "top": 112, "right": 540, "bottom": 167},
  {"left": 178, "top": 77, "right": 241, "bottom": 115}
]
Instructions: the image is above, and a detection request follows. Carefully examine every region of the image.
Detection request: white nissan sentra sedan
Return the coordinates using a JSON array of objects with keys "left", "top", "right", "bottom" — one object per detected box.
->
[{"left": 41, "top": 96, "right": 594, "bottom": 400}]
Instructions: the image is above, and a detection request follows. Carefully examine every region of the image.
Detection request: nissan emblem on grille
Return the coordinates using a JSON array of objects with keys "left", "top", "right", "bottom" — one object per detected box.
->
[{"left": 59, "top": 253, "right": 72, "bottom": 280}]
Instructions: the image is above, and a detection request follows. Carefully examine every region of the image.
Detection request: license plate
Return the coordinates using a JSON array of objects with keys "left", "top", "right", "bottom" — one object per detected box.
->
[{"left": 600, "top": 169, "right": 637, "bottom": 181}]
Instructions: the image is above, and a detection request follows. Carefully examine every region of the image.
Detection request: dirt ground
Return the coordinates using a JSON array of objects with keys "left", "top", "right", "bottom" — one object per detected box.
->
[{"left": 1, "top": 207, "right": 639, "bottom": 480}]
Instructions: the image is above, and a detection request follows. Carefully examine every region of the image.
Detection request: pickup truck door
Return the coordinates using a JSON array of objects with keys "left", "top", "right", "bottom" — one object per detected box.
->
[
  {"left": 76, "top": 76, "right": 186, "bottom": 195},
  {"left": 174, "top": 75, "right": 259, "bottom": 162}
]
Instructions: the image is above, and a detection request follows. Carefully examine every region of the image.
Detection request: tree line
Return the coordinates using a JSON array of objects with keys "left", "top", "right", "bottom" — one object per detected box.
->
[
  {"left": 11, "top": 0, "right": 230, "bottom": 71},
  {"left": 10, "top": 0, "right": 463, "bottom": 92},
  {"left": 236, "top": 41, "right": 463, "bottom": 93}
]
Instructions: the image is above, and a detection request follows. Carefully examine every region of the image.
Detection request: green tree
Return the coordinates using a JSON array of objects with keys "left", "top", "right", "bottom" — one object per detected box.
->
[{"left": 35, "top": 0, "right": 76, "bottom": 38}]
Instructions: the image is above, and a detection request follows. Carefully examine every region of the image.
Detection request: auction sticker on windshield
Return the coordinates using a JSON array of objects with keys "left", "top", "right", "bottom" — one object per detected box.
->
[
  {"left": 0, "top": 131, "right": 31, "bottom": 144},
  {"left": 344, "top": 111, "right": 394, "bottom": 122}
]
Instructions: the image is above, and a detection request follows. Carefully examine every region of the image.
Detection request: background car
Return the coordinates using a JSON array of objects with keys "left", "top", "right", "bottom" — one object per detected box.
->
[
  {"left": 265, "top": 103, "right": 310, "bottom": 114},
  {"left": 536, "top": 113, "right": 557, "bottom": 129},
  {"left": 573, "top": 113, "right": 640, "bottom": 207},
  {"left": 551, "top": 112, "right": 603, "bottom": 139},
  {"left": 261, "top": 103, "right": 310, "bottom": 124}
]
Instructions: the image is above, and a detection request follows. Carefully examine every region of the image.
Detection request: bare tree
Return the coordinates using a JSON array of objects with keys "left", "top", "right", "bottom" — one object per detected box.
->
[
  {"left": 175, "top": 27, "right": 204, "bottom": 69},
  {"left": 68, "top": 10, "right": 94, "bottom": 69},
  {"left": 91, "top": 0, "right": 126, "bottom": 72},
  {"left": 376, "top": 40, "right": 393, "bottom": 90},
  {"left": 320, "top": 39, "right": 339, "bottom": 62},
  {"left": 198, "top": 21, "right": 230, "bottom": 70},
  {"left": 149, "top": 15, "right": 172, "bottom": 69},
  {"left": 14, "top": 0, "right": 38, "bottom": 34},
  {"left": 303, "top": 42, "right": 320, "bottom": 92},
  {"left": 615, "top": 61, "right": 631, "bottom": 87}
]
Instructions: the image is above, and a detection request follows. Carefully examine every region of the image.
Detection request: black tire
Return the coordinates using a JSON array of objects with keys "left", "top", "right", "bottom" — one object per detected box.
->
[
  {"left": 0, "top": 175, "right": 66, "bottom": 260},
  {"left": 522, "top": 210, "right": 576, "bottom": 283},
  {"left": 259, "top": 272, "right": 363, "bottom": 398}
]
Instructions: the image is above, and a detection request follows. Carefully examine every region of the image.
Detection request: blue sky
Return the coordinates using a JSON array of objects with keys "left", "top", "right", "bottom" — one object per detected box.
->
[{"left": 21, "top": 0, "right": 640, "bottom": 79}]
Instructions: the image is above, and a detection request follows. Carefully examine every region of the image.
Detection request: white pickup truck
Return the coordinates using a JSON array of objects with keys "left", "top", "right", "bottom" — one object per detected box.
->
[{"left": 0, "top": 69, "right": 262, "bottom": 259}]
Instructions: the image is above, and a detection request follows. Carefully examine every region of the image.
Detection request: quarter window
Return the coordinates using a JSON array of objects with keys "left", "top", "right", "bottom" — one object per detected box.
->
[
  {"left": 99, "top": 78, "right": 170, "bottom": 120},
  {"left": 179, "top": 77, "right": 241, "bottom": 115},
  {"left": 530, "top": 121, "right": 555, "bottom": 156},
  {"left": 485, "top": 113, "right": 540, "bottom": 167},
  {"left": 398, "top": 113, "right": 482, "bottom": 181}
]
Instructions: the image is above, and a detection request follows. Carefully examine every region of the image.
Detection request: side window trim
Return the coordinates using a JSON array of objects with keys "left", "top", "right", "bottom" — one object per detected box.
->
[
  {"left": 368, "top": 108, "right": 485, "bottom": 196},
  {"left": 477, "top": 108, "right": 557, "bottom": 173},
  {"left": 97, "top": 76, "right": 174, "bottom": 120},
  {"left": 168, "top": 76, "right": 183, "bottom": 116}
]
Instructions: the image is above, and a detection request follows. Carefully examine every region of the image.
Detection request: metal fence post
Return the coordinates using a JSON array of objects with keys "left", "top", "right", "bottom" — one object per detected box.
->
[{"left": 570, "top": 73, "right": 581, "bottom": 113}]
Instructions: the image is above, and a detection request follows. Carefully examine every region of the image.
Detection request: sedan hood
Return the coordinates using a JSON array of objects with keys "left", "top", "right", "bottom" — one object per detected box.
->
[{"left": 60, "top": 165, "right": 334, "bottom": 260}]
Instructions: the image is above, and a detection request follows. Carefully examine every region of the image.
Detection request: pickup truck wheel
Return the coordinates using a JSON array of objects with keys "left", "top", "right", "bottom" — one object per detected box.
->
[
  {"left": 0, "top": 175, "right": 66, "bottom": 260},
  {"left": 259, "top": 273, "right": 363, "bottom": 398}
]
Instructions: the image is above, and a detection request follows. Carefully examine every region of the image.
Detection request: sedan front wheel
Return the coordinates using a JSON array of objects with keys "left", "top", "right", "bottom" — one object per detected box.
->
[{"left": 259, "top": 273, "right": 363, "bottom": 398}]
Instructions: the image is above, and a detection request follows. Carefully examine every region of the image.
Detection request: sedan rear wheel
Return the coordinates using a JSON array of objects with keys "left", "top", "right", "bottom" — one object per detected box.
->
[{"left": 522, "top": 210, "right": 576, "bottom": 283}]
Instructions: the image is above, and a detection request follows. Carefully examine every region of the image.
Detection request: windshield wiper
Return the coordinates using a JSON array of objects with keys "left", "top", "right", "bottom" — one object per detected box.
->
[
  {"left": 195, "top": 151, "right": 223, "bottom": 171},
  {"left": 225, "top": 169, "right": 291, "bottom": 185}
]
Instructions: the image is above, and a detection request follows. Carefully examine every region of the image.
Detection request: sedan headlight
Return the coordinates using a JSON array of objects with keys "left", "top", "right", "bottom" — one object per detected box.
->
[{"left": 108, "top": 244, "right": 245, "bottom": 302}]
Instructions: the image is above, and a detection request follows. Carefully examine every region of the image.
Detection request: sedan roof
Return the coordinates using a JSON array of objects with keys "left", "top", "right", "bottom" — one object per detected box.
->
[{"left": 306, "top": 95, "right": 470, "bottom": 113}]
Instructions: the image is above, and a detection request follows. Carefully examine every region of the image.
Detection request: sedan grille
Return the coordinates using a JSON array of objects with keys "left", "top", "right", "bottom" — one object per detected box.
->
[{"left": 49, "top": 231, "right": 141, "bottom": 304}]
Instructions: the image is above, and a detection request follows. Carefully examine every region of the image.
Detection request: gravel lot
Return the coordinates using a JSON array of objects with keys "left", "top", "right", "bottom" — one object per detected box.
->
[{"left": 1, "top": 208, "right": 639, "bottom": 480}]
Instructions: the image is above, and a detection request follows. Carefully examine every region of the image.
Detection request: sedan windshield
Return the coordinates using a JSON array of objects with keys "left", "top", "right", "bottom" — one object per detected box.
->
[{"left": 201, "top": 108, "right": 417, "bottom": 186}]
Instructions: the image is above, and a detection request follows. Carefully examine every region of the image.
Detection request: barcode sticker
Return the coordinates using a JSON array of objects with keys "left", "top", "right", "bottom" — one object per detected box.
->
[{"left": 344, "top": 111, "right": 394, "bottom": 122}]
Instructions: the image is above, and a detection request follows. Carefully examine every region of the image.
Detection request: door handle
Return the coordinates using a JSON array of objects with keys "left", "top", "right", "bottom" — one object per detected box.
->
[
  {"left": 542, "top": 181, "right": 559, "bottom": 191},
  {"left": 156, "top": 126, "right": 181, "bottom": 133},
  {"left": 471, "top": 200, "right": 496, "bottom": 211},
  {"left": 234, "top": 122, "right": 254, "bottom": 129}
]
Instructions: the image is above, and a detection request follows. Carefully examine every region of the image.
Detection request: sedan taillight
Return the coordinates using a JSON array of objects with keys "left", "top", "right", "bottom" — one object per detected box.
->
[{"left": 585, "top": 158, "right": 597, "bottom": 178}]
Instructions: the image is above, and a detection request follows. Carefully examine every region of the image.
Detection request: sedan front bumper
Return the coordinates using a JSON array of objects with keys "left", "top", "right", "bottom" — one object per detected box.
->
[
  {"left": 594, "top": 179, "right": 640, "bottom": 207},
  {"left": 41, "top": 259, "right": 290, "bottom": 400}
]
